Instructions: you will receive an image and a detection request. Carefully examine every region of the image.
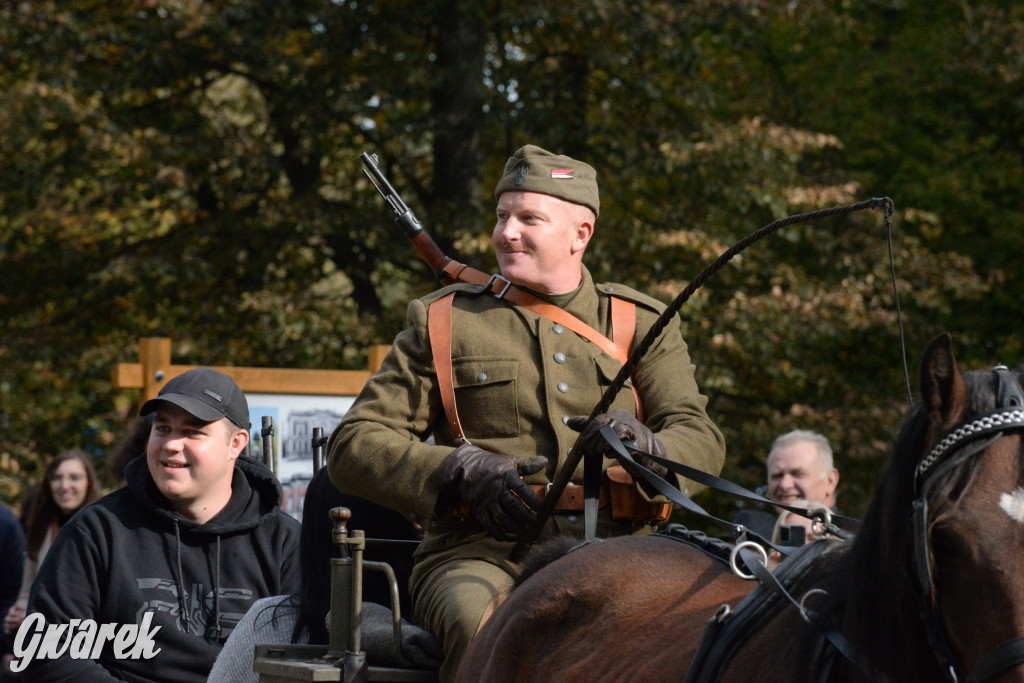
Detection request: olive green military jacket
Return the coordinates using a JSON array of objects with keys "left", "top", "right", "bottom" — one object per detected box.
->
[{"left": 327, "top": 266, "right": 725, "bottom": 563}]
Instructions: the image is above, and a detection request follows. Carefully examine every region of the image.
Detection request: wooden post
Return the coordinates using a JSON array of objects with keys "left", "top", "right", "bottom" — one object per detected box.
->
[
  {"left": 367, "top": 344, "right": 390, "bottom": 373},
  {"left": 139, "top": 337, "right": 172, "bottom": 403}
]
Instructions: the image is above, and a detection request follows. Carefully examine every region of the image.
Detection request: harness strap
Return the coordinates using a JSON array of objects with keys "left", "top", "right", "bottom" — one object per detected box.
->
[
  {"left": 968, "top": 637, "right": 1024, "bottom": 683},
  {"left": 683, "top": 539, "right": 837, "bottom": 683},
  {"left": 735, "top": 547, "right": 878, "bottom": 680},
  {"left": 618, "top": 438, "right": 858, "bottom": 538}
]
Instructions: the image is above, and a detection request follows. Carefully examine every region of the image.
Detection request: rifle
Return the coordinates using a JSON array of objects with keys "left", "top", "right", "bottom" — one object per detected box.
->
[{"left": 359, "top": 152, "right": 458, "bottom": 285}]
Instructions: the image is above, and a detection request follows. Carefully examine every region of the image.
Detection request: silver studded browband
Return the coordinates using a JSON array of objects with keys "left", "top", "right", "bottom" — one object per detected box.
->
[{"left": 916, "top": 409, "right": 1024, "bottom": 486}]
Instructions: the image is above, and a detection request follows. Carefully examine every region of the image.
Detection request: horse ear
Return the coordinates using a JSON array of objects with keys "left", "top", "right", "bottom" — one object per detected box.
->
[{"left": 920, "top": 333, "right": 967, "bottom": 429}]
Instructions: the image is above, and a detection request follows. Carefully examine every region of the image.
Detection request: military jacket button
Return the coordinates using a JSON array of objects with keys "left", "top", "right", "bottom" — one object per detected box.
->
[
  {"left": 557, "top": 382, "right": 569, "bottom": 393},
  {"left": 554, "top": 352, "right": 566, "bottom": 364},
  {"left": 476, "top": 372, "right": 487, "bottom": 382},
  {"left": 552, "top": 324, "right": 564, "bottom": 334}
]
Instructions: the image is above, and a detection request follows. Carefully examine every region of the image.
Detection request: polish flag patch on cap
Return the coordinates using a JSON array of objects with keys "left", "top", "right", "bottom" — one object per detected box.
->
[{"left": 551, "top": 169, "right": 574, "bottom": 179}]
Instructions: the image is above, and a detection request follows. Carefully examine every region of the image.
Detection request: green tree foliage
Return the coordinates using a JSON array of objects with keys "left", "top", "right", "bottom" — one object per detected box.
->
[{"left": 0, "top": 1, "right": 1016, "bottom": 528}]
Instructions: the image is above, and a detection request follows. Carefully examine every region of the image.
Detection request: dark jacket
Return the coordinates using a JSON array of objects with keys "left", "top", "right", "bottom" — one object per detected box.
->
[
  {"left": 0, "top": 503, "right": 25, "bottom": 655},
  {"left": 24, "top": 456, "right": 300, "bottom": 682}
]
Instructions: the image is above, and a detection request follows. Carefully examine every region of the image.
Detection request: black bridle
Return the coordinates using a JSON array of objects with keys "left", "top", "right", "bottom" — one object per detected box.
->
[{"left": 911, "top": 365, "right": 1024, "bottom": 683}]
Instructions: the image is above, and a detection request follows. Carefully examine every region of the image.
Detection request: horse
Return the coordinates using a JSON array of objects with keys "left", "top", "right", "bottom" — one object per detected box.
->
[
  {"left": 458, "top": 333, "right": 1024, "bottom": 682},
  {"left": 459, "top": 530, "right": 752, "bottom": 681}
]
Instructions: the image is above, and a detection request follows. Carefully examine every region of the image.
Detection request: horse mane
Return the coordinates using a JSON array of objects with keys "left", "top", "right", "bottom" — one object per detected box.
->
[
  {"left": 513, "top": 535, "right": 588, "bottom": 589},
  {"left": 816, "top": 366, "right": 1007, "bottom": 679}
]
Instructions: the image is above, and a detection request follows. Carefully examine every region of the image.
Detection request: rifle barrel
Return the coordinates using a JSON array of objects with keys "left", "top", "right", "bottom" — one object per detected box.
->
[{"left": 360, "top": 151, "right": 452, "bottom": 280}]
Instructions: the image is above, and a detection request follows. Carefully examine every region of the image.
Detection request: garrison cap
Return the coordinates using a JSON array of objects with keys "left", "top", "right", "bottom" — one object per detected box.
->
[{"left": 493, "top": 145, "right": 600, "bottom": 217}]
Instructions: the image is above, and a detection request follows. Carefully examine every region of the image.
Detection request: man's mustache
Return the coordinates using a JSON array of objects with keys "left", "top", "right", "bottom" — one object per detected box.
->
[{"left": 498, "top": 243, "right": 530, "bottom": 253}]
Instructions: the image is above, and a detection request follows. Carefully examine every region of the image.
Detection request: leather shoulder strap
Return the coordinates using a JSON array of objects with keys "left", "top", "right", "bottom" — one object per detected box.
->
[
  {"left": 443, "top": 260, "right": 631, "bottom": 364},
  {"left": 610, "top": 295, "right": 635, "bottom": 361},
  {"left": 611, "top": 296, "right": 642, "bottom": 420},
  {"left": 427, "top": 292, "right": 468, "bottom": 444},
  {"left": 506, "top": 288, "right": 630, "bottom": 364}
]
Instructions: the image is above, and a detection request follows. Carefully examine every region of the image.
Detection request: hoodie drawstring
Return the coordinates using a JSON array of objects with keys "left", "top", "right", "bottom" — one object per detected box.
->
[
  {"left": 213, "top": 535, "right": 222, "bottom": 639},
  {"left": 172, "top": 519, "right": 190, "bottom": 634},
  {"left": 172, "top": 519, "right": 225, "bottom": 640}
]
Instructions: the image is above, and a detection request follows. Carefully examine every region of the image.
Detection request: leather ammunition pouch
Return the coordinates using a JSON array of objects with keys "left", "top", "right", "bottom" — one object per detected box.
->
[{"left": 605, "top": 465, "right": 672, "bottom": 526}]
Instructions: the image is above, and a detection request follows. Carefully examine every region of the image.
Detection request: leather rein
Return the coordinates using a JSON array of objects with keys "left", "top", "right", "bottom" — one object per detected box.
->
[{"left": 911, "top": 365, "right": 1024, "bottom": 683}]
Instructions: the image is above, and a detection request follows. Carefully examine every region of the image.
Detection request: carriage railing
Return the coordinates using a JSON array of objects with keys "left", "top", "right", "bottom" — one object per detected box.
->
[
  {"left": 253, "top": 506, "right": 436, "bottom": 682},
  {"left": 313, "top": 427, "right": 327, "bottom": 473},
  {"left": 327, "top": 507, "right": 426, "bottom": 671},
  {"left": 251, "top": 418, "right": 325, "bottom": 478},
  {"left": 327, "top": 506, "right": 365, "bottom": 674}
]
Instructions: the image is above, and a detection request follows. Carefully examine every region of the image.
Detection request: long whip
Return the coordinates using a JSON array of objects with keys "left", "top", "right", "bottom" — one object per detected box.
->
[{"left": 512, "top": 196, "right": 896, "bottom": 558}]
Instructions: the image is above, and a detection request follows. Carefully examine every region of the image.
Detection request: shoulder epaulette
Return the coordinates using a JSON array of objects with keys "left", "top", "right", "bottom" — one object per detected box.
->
[
  {"left": 595, "top": 282, "right": 667, "bottom": 313},
  {"left": 419, "top": 282, "right": 483, "bottom": 305}
]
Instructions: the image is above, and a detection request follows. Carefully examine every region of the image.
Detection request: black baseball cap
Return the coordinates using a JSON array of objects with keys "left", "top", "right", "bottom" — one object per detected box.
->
[{"left": 139, "top": 368, "right": 250, "bottom": 429}]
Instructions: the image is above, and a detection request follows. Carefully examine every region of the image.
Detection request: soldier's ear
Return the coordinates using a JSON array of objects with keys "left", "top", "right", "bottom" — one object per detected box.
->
[{"left": 572, "top": 212, "right": 594, "bottom": 253}]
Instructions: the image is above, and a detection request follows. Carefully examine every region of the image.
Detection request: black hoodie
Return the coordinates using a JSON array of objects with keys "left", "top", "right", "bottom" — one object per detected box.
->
[{"left": 23, "top": 456, "right": 301, "bottom": 682}]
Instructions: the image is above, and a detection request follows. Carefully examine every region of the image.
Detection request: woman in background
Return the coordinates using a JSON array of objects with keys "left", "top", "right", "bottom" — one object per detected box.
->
[{"left": 3, "top": 450, "right": 99, "bottom": 638}]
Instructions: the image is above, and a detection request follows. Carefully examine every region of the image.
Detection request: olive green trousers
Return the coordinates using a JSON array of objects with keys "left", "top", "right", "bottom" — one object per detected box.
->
[{"left": 410, "top": 555, "right": 513, "bottom": 683}]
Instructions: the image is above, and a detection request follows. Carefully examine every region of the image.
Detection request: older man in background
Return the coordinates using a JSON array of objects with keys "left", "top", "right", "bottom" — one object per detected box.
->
[{"left": 735, "top": 429, "right": 840, "bottom": 541}]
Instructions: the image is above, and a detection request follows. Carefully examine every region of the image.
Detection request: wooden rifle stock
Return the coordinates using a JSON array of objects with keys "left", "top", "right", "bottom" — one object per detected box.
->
[{"left": 409, "top": 232, "right": 456, "bottom": 285}]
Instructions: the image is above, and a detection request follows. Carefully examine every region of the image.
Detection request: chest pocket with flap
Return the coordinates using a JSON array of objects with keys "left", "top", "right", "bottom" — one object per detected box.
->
[{"left": 452, "top": 358, "right": 521, "bottom": 439}]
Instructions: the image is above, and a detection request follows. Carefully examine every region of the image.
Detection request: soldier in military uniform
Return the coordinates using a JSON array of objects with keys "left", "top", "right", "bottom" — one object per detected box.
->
[{"left": 328, "top": 144, "right": 726, "bottom": 681}]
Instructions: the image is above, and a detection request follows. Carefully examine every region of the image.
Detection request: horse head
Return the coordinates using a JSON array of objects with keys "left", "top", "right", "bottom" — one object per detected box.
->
[
  {"left": 843, "top": 333, "right": 1024, "bottom": 682},
  {"left": 918, "top": 333, "right": 1024, "bottom": 682}
]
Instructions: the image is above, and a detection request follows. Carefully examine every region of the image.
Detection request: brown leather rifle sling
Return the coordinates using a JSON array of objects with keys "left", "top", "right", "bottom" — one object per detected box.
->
[{"left": 427, "top": 267, "right": 641, "bottom": 444}]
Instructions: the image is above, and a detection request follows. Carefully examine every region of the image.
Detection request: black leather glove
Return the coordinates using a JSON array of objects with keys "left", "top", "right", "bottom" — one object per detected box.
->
[
  {"left": 434, "top": 444, "right": 548, "bottom": 541},
  {"left": 566, "top": 410, "right": 670, "bottom": 478}
]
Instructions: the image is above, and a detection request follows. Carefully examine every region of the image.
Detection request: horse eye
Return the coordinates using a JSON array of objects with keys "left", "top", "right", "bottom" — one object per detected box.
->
[{"left": 931, "top": 523, "right": 970, "bottom": 560}]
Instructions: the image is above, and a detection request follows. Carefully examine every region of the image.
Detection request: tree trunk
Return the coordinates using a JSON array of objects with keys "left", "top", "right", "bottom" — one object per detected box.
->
[{"left": 430, "top": 1, "right": 486, "bottom": 235}]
